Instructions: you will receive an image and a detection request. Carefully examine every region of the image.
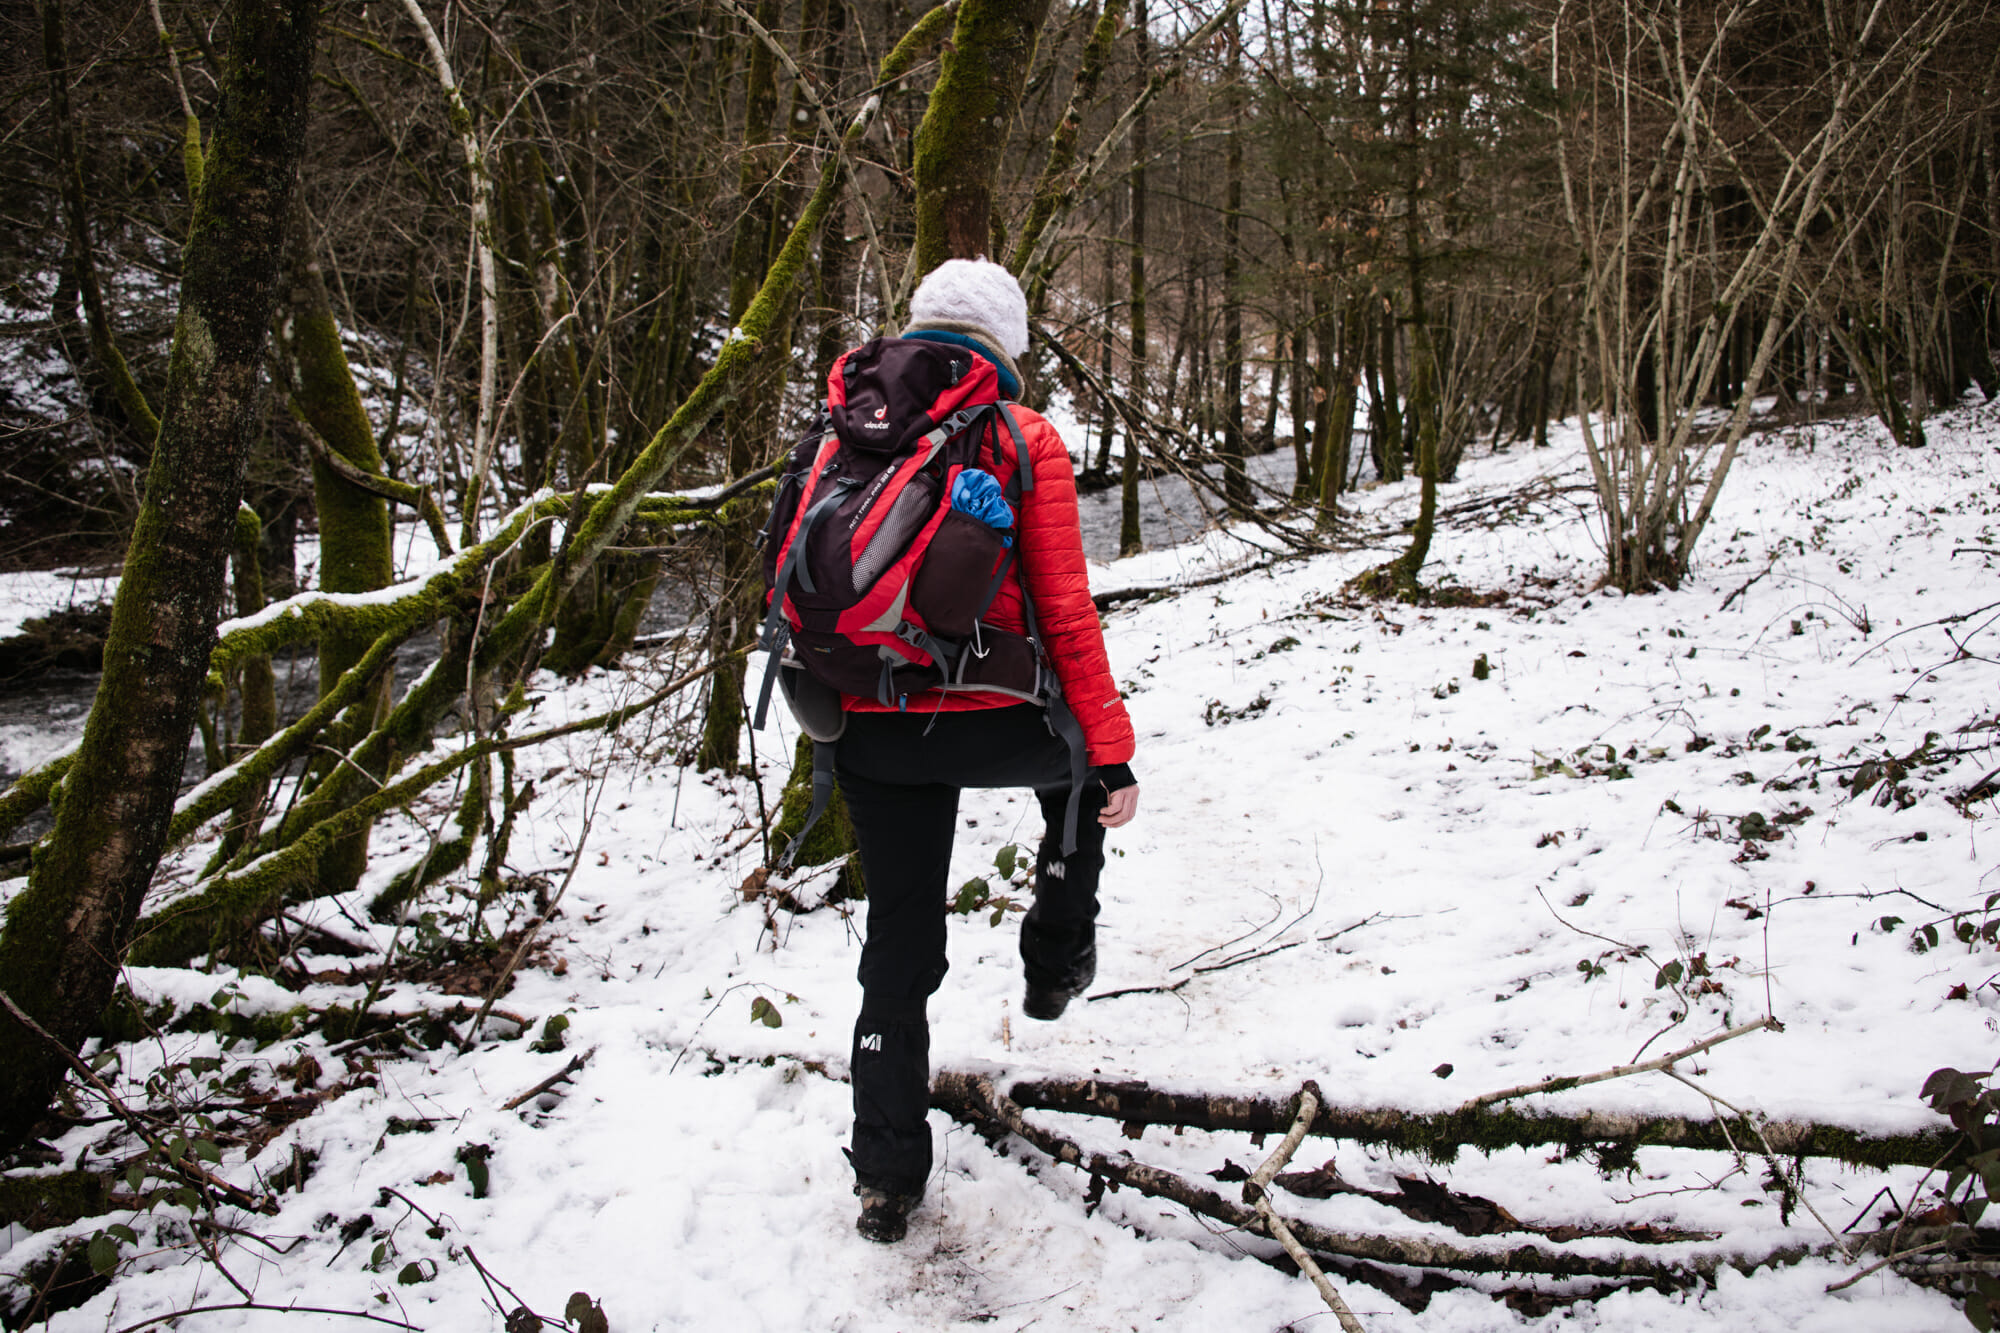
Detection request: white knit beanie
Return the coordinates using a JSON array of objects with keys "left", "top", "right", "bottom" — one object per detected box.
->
[{"left": 907, "top": 258, "right": 1029, "bottom": 360}]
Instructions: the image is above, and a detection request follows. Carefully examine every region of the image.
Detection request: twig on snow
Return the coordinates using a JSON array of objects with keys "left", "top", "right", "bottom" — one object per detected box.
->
[
  {"left": 1087, "top": 976, "right": 1190, "bottom": 1003},
  {"left": 463, "top": 787, "right": 600, "bottom": 1048},
  {"left": 1196, "top": 939, "right": 1304, "bottom": 974},
  {"left": 501, "top": 1047, "right": 596, "bottom": 1111},
  {"left": 1661, "top": 1067, "right": 1855, "bottom": 1263},
  {"left": 113, "top": 1303, "right": 419, "bottom": 1333},
  {"left": 1719, "top": 554, "right": 1779, "bottom": 611},
  {"left": 1096, "top": 913, "right": 1403, "bottom": 1000},
  {"left": 1458, "top": 1015, "right": 1783, "bottom": 1112},
  {"left": 379, "top": 1186, "right": 551, "bottom": 1326},
  {"left": 0, "top": 987, "right": 270, "bottom": 1214},
  {"left": 1824, "top": 1237, "right": 1951, "bottom": 1292}
]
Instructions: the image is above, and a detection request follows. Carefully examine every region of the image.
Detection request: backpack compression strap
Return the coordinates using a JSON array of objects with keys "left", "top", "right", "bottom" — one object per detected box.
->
[{"left": 778, "top": 738, "right": 837, "bottom": 870}]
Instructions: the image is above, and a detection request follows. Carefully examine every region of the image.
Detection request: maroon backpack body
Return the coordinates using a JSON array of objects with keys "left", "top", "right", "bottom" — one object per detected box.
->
[
  {"left": 753, "top": 337, "right": 1088, "bottom": 867},
  {"left": 756, "top": 336, "right": 1042, "bottom": 712}
]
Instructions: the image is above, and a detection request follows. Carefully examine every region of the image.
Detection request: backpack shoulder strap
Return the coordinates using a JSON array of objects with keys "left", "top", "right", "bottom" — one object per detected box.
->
[
  {"left": 983, "top": 402, "right": 1087, "bottom": 855},
  {"left": 996, "top": 401, "right": 1033, "bottom": 494}
]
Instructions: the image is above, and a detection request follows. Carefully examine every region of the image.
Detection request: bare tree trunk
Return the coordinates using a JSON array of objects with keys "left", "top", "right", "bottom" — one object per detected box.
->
[
  {"left": 1119, "top": 0, "right": 1148, "bottom": 557},
  {"left": 1368, "top": 301, "right": 1403, "bottom": 481},
  {"left": 0, "top": 0, "right": 317, "bottom": 1151},
  {"left": 1317, "top": 290, "right": 1363, "bottom": 526},
  {"left": 1012, "top": 0, "right": 1127, "bottom": 309},
  {"left": 700, "top": 0, "right": 788, "bottom": 775},
  {"left": 1094, "top": 226, "right": 1118, "bottom": 474},
  {"left": 216, "top": 505, "right": 276, "bottom": 867},
  {"left": 37, "top": 0, "right": 160, "bottom": 447},
  {"left": 1220, "top": 13, "right": 1249, "bottom": 517},
  {"left": 1289, "top": 320, "right": 1311, "bottom": 503}
]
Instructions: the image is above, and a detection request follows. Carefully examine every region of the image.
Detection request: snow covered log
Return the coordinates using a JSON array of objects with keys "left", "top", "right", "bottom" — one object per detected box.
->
[
  {"left": 933, "top": 1071, "right": 1831, "bottom": 1282},
  {"left": 988, "top": 1073, "right": 1961, "bottom": 1171}
]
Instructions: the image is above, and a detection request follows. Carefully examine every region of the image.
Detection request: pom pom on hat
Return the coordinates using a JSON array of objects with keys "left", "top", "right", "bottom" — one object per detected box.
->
[{"left": 908, "top": 257, "right": 1029, "bottom": 359}]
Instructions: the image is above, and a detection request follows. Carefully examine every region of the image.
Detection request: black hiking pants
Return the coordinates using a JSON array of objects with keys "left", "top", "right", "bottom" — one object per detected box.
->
[{"left": 835, "top": 703, "right": 1109, "bottom": 1197}]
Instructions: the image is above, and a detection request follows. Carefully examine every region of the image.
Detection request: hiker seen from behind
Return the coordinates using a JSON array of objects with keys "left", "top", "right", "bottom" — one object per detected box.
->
[{"left": 756, "top": 258, "right": 1138, "bottom": 1244}]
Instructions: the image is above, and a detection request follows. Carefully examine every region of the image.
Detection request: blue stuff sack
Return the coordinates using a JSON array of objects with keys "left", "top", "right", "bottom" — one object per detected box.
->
[{"left": 950, "top": 470, "right": 1015, "bottom": 545}]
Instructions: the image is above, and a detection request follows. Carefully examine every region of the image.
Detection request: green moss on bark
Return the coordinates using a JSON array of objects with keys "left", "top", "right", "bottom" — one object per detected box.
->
[
  {"left": 0, "top": 1171, "right": 111, "bottom": 1229},
  {"left": 278, "top": 232, "right": 395, "bottom": 898},
  {"left": 365, "top": 759, "right": 484, "bottom": 920},
  {"left": 0, "top": 0, "right": 320, "bottom": 1151},
  {"left": 912, "top": 0, "right": 1054, "bottom": 273},
  {"left": 0, "top": 747, "right": 77, "bottom": 845}
]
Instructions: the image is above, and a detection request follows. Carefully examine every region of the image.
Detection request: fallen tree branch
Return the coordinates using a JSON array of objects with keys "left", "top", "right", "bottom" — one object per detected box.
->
[
  {"left": 1890, "top": 1258, "right": 2000, "bottom": 1278},
  {"left": 500, "top": 1047, "right": 596, "bottom": 1112},
  {"left": 1459, "top": 1015, "right": 1784, "bottom": 1111},
  {"left": 933, "top": 1071, "right": 1823, "bottom": 1281},
  {"left": 1091, "top": 555, "right": 1301, "bottom": 611},
  {"left": 987, "top": 1071, "right": 1960, "bottom": 1170},
  {"left": 299, "top": 419, "right": 453, "bottom": 556},
  {"left": 0, "top": 988, "right": 272, "bottom": 1215},
  {"left": 1245, "top": 1082, "right": 1366, "bottom": 1333}
]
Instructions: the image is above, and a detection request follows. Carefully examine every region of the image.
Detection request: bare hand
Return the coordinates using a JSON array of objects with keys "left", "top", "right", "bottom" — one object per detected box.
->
[{"left": 1099, "top": 784, "right": 1140, "bottom": 828}]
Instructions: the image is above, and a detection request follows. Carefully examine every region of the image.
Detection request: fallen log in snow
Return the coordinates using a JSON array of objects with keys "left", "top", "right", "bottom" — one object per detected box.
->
[
  {"left": 988, "top": 1072, "right": 1960, "bottom": 1171},
  {"left": 933, "top": 1071, "right": 1830, "bottom": 1282}
]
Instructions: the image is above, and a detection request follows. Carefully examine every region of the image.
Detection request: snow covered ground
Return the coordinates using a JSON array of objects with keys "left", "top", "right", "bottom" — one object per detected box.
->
[{"left": 4, "top": 398, "right": 1998, "bottom": 1330}]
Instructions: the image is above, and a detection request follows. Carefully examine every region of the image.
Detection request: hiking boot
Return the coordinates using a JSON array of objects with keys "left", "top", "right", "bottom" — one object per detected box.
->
[
  {"left": 1023, "top": 949, "right": 1095, "bottom": 1021},
  {"left": 855, "top": 1187, "right": 917, "bottom": 1243},
  {"left": 1022, "top": 983, "right": 1079, "bottom": 1021}
]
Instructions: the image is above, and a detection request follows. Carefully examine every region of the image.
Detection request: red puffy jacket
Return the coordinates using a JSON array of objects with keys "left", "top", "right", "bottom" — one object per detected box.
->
[{"left": 840, "top": 401, "right": 1137, "bottom": 768}]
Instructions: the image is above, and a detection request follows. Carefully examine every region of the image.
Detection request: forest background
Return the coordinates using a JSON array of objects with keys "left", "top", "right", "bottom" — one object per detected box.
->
[{"left": 0, "top": 0, "right": 1997, "bottom": 1323}]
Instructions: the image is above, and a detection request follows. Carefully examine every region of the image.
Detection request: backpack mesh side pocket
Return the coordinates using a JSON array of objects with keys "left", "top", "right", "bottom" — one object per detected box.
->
[{"left": 849, "top": 471, "right": 941, "bottom": 594}]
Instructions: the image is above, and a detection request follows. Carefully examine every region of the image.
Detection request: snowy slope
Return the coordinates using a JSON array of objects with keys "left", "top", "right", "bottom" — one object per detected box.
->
[{"left": 4, "top": 399, "right": 1997, "bottom": 1331}]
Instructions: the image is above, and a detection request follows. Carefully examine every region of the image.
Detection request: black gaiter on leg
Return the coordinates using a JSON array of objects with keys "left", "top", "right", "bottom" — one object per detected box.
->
[
  {"left": 838, "top": 764, "right": 959, "bottom": 1196},
  {"left": 850, "top": 995, "right": 932, "bottom": 1196}
]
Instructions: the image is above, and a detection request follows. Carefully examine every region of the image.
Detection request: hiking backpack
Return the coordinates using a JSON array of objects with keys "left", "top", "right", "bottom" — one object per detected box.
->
[{"left": 752, "top": 336, "right": 1086, "bottom": 862}]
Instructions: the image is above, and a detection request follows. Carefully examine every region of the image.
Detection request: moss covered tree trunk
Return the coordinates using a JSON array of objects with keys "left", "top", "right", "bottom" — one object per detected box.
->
[
  {"left": 217, "top": 503, "right": 277, "bottom": 864},
  {"left": 276, "top": 215, "right": 396, "bottom": 899},
  {"left": 911, "top": 0, "right": 1054, "bottom": 272},
  {"left": 700, "top": 0, "right": 789, "bottom": 775},
  {"left": 0, "top": 0, "right": 317, "bottom": 1151}
]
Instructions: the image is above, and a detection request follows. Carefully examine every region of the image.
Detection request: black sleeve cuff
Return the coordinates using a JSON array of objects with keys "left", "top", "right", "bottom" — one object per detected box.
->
[{"left": 1091, "top": 762, "right": 1137, "bottom": 793}]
